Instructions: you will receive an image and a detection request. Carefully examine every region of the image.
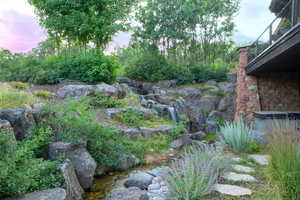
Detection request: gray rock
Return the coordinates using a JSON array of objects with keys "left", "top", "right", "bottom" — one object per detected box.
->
[
  {"left": 60, "top": 159, "right": 84, "bottom": 200},
  {"left": 140, "top": 125, "right": 175, "bottom": 138},
  {"left": 184, "top": 105, "right": 206, "bottom": 132},
  {"left": 116, "top": 154, "right": 141, "bottom": 172},
  {"left": 57, "top": 85, "right": 94, "bottom": 99},
  {"left": 157, "top": 80, "right": 177, "bottom": 88},
  {"left": 248, "top": 154, "right": 270, "bottom": 166},
  {"left": 5, "top": 188, "right": 67, "bottom": 200},
  {"left": 113, "top": 83, "right": 128, "bottom": 99},
  {"left": 251, "top": 130, "right": 268, "bottom": 146},
  {"left": 117, "top": 76, "right": 134, "bottom": 84},
  {"left": 218, "top": 82, "right": 235, "bottom": 94},
  {"left": 188, "top": 131, "right": 207, "bottom": 140},
  {"left": 213, "top": 184, "right": 252, "bottom": 196},
  {"left": 198, "top": 96, "right": 221, "bottom": 111},
  {"left": 95, "top": 83, "right": 119, "bottom": 98},
  {"left": 119, "top": 126, "right": 142, "bottom": 140},
  {"left": 0, "top": 109, "right": 36, "bottom": 140},
  {"left": 205, "top": 80, "right": 218, "bottom": 86},
  {"left": 95, "top": 165, "right": 109, "bottom": 177},
  {"left": 205, "top": 120, "right": 218, "bottom": 134},
  {"left": 48, "top": 142, "right": 97, "bottom": 190},
  {"left": 179, "top": 88, "right": 203, "bottom": 100},
  {"left": 107, "top": 187, "right": 149, "bottom": 200},
  {"left": 0, "top": 119, "right": 14, "bottom": 134},
  {"left": 146, "top": 168, "right": 168, "bottom": 178},
  {"left": 170, "top": 135, "right": 193, "bottom": 149},
  {"left": 124, "top": 172, "right": 154, "bottom": 190},
  {"left": 106, "top": 108, "right": 126, "bottom": 118},
  {"left": 227, "top": 73, "right": 237, "bottom": 82},
  {"left": 232, "top": 165, "right": 255, "bottom": 173},
  {"left": 222, "top": 172, "right": 258, "bottom": 182},
  {"left": 207, "top": 111, "right": 223, "bottom": 121}
]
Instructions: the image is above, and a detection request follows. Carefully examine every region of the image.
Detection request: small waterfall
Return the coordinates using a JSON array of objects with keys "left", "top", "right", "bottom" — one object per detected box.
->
[{"left": 168, "top": 107, "right": 179, "bottom": 123}]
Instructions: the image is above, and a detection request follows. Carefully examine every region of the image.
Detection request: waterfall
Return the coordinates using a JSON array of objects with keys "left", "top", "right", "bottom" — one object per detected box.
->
[{"left": 168, "top": 107, "right": 179, "bottom": 123}]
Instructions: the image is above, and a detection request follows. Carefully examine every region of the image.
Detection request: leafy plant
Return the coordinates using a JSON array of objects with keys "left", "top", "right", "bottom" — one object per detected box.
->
[
  {"left": 114, "top": 108, "right": 145, "bottom": 127},
  {"left": 165, "top": 145, "right": 231, "bottom": 200},
  {"left": 267, "top": 120, "right": 300, "bottom": 199},
  {"left": 0, "top": 128, "right": 62, "bottom": 197},
  {"left": 218, "top": 121, "right": 253, "bottom": 153},
  {"left": 89, "top": 92, "right": 121, "bottom": 108}
]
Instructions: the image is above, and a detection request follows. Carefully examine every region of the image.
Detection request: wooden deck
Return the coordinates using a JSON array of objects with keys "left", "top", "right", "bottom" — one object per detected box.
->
[{"left": 246, "top": 23, "right": 300, "bottom": 75}]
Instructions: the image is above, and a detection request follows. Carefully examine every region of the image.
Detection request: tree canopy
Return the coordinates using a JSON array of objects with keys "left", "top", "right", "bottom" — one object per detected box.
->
[{"left": 28, "top": 0, "right": 137, "bottom": 48}]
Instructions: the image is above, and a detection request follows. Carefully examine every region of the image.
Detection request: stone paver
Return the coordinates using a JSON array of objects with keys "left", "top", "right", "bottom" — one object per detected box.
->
[
  {"left": 232, "top": 165, "right": 255, "bottom": 173},
  {"left": 222, "top": 172, "right": 258, "bottom": 182},
  {"left": 249, "top": 154, "right": 270, "bottom": 166},
  {"left": 214, "top": 184, "right": 252, "bottom": 196}
]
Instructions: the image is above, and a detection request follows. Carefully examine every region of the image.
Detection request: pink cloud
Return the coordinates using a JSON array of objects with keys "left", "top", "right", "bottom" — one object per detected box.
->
[{"left": 0, "top": 10, "right": 46, "bottom": 53}]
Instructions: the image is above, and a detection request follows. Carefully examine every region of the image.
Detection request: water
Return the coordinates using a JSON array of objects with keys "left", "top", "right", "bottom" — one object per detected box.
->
[{"left": 168, "top": 107, "right": 179, "bottom": 123}]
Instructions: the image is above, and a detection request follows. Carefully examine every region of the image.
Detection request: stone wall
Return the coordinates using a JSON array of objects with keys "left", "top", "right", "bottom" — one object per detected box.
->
[
  {"left": 235, "top": 48, "right": 261, "bottom": 121},
  {"left": 257, "top": 72, "right": 300, "bottom": 111}
]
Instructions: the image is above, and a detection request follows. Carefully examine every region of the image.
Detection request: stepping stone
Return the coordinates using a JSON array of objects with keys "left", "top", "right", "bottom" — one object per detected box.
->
[
  {"left": 213, "top": 184, "right": 252, "bottom": 196},
  {"left": 232, "top": 165, "right": 255, "bottom": 173},
  {"left": 249, "top": 154, "right": 270, "bottom": 166},
  {"left": 222, "top": 172, "right": 258, "bottom": 182}
]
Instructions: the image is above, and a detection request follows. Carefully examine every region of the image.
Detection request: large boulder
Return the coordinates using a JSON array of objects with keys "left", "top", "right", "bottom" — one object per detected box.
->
[
  {"left": 107, "top": 187, "right": 149, "bottom": 200},
  {"left": 124, "top": 171, "right": 154, "bottom": 190},
  {"left": 183, "top": 105, "right": 206, "bottom": 132},
  {"left": 5, "top": 188, "right": 67, "bottom": 200},
  {"left": 115, "top": 154, "right": 141, "bottom": 172},
  {"left": 94, "top": 83, "right": 119, "bottom": 98},
  {"left": 198, "top": 96, "right": 221, "bottom": 111},
  {"left": 56, "top": 85, "right": 94, "bottom": 99},
  {"left": 48, "top": 142, "right": 97, "bottom": 190},
  {"left": 0, "top": 109, "right": 36, "bottom": 140},
  {"left": 60, "top": 159, "right": 84, "bottom": 200}
]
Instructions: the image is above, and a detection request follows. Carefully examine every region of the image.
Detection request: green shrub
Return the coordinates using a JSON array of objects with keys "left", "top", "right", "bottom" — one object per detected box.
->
[
  {"left": 114, "top": 108, "right": 146, "bottom": 127},
  {"left": 165, "top": 145, "right": 231, "bottom": 200},
  {"left": 40, "top": 99, "right": 130, "bottom": 167},
  {"left": 10, "top": 82, "right": 27, "bottom": 90},
  {"left": 267, "top": 120, "right": 300, "bottom": 199},
  {"left": 33, "top": 90, "right": 54, "bottom": 99},
  {"left": 218, "top": 121, "right": 253, "bottom": 153},
  {"left": 0, "top": 128, "right": 62, "bottom": 197},
  {"left": 88, "top": 92, "right": 121, "bottom": 108}
]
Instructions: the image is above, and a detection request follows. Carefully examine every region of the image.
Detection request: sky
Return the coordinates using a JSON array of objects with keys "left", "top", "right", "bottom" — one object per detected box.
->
[{"left": 0, "top": 0, "right": 274, "bottom": 53}]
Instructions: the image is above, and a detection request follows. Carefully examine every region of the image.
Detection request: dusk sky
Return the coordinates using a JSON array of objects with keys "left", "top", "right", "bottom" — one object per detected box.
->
[{"left": 0, "top": 0, "right": 274, "bottom": 53}]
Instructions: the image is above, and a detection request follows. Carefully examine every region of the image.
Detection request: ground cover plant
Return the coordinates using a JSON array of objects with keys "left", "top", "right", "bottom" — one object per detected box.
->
[{"left": 165, "top": 145, "right": 231, "bottom": 200}]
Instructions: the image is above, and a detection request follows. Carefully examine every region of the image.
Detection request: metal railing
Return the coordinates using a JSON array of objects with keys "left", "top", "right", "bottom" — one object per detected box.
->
[{"left": 248, "top": 0, "right": 300, "bottom": 62}]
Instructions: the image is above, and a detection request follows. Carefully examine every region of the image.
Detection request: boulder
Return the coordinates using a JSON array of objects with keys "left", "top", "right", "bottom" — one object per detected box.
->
[
  {"left": 0, "top": 119, "right": 14, "bottom": 134},
  {"left": 107, "top": 187, "right": 149, "bottom": 200},
  {"left": 157, "top": 80, "right": 177, "bottom": 88},
  {"left": 48, "top": 142, "right": 97, "bottom": 190},
  {"left": 207, "top": 111, "right": 224, "bottom": 121},
  {"left": 140, "top": 125, "right": 175, "bottom": 138},
  {"left": 146, "top": 167, "right": 169, "bottom": 178},
  {"left": 115, "top": 154, "right": 141, "bottom": 172},
  {"left": 205, "top": 80, "right": 218, "bottom": 86},
  {"left": 5, "top": 188, "right": 67, "bottom": 200},
  {"left": 0, "top": 109, "right": 36, "bottom": 140},
  {"left": 188, "top": 131, "right": 207, "bottom": 140},
  {"left": 170, "top": 135, "right": 193, "bottom": 149},
  {"left": 95, "top": 165, "right": 110, "bottom": 177},
  {"left": 119, "top": 126, "right": 142, "bottom": 140},
  {"left": 183, "top": 105, "right": 206, "bottom": 132},
  {"left": 205, "top": 120, "right": 218, "bottom": 134},
  {"left": 218, "top": 82, "right": 235, "bottom": 94},
  {"left": 56, "top": 85, "right": 94, "bottom": 99},
  {"left": 60, "top": 159, "right": 84, "bottom": 200},
  {"left": 198, "top": 96, "right": 221, "bottom": 111},
  {"left": 124, "top": 172, "right": 154, "bottom": 190},
  {"left": 227, "top": 73, "right": 237, "bottom": 82},
  {"left": 95, "top": 83, "right": 119, "bottom": 98}
]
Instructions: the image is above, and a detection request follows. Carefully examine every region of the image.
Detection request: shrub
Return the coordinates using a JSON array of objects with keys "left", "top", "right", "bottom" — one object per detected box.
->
[
  {"left": 165, "top": 145, "right": 231, "bottom": 200},
  {"left": 114, "top": 108, "right": 146, "bottom": 127},
  {"left": 88, "top": 92, "right": 121, "bottom": 108},
  {"left": 0, "top": 128, "right": 62, "bottom": 197},
  {"left": 33, "top": 90, "right": 54, "bottom": 99},
  {"left": 40, "top": 99, "right": 131, "bottom": 167},
  {"left": 218, "top": 121, "right": 253, "bottom": 153},
  {"left": 267, "top": 120, "right": 300, "bottom": 199},
  {"left": 10, "top": 82, "right": 27, "bottom": 90}
]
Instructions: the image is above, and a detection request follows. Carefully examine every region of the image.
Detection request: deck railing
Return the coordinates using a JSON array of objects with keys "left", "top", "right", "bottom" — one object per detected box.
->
[{"left": 248, "top": 0, "right": 300, "bottom": 62}]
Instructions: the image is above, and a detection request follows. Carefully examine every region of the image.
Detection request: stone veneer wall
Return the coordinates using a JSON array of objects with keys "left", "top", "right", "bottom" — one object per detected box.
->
[
  {"left": 235, "top": 48, "right": 261, "bottom": 121},
  {"left": 257, "top": 72, "right": 300, "bottom": 111}
]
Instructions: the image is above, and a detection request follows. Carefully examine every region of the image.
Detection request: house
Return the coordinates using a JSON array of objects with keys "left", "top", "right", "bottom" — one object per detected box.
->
[{"left": 235, "top": 0, "right": 300, "bottom": 129}]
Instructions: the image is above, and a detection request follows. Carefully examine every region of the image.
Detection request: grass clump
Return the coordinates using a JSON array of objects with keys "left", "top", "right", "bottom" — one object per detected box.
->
[
  {"left": 33, "top": 90, "right": 54, "bottom": 99},
  {"left": 0, "top": 128, "right": 62, "bottom": 197},
  {"left": 165, "top": 145, "right": 231, "bottom": 200},
  {"left": 218, "top": 121, "right": 253, "bottom": 153},
  {"left": 89, "top": 92, "right": 121, "bottom": 108},
  {"left": 10, "top": 82, "right": 27, "bottom": 90},
  {"left": 0, "top": 84, "right": 37, "bottom": 108},
  {"left": 267, "top": 120, "right": 300, "bottom": 200}
]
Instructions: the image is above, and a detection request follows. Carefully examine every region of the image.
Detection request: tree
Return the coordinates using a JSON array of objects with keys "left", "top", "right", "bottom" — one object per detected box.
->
[
  {"left": 28, "top": 0, "right": 137, "bottom": 49},
  {"left": 133, "top": 0, "right": 240, "bottom": 63}
]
